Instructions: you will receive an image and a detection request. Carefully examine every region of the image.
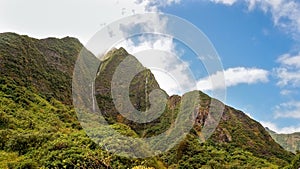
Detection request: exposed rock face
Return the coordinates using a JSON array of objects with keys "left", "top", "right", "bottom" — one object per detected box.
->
[
  {"left": 0, "top": 33, "right": 295, "bottom": 168},
  {"left": 94, "top": 47, "right": 293, "bottom": 163},
  {"left": 267, "top": 128, "right": 300, "bottom": 153}
]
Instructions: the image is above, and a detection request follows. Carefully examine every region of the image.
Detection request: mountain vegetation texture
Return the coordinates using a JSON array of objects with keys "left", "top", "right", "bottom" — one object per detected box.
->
[
  {"left": 0, "top": 32, "right": 299, "bottom": 169},
  {"left": 267, "top": 128, "right": 300, "bottom": 154}
]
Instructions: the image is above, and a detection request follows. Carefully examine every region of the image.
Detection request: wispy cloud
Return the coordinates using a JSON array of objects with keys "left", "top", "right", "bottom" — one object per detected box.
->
[
  {"left": 197, "top": 67, "right": 269, "bottom": 91},
  {"left": 275, "top": 53, "right": 300, "bottom": 87},
  {"left": 117, "top": 35, "right": 195, "bottom": 95},
  {"left": 135, "top": 0, "right": 181, "bottom": 11},
  {"left": 255, "top": 0, "right": 300, "bottom": 39},
  {"left": 260, "top": 121, "right": 300, "bottom": 134},
  {"left": 0, "top": 0, "right": 180, "bottom": 44},
  {"left": 277, "top": 53, "right": 300, "bottom": 69},
  {"left": 274, "top": 53, "right": 300, "bottom": 121},
  {"left": 209, "top": 0, "right": 238, "bottom": 6},
  {"left": 209, "top": 0, "right": 300, "bottom": 39},
  {"left": 280, "top": 89, "right": 293, "bottom": 96},
  {"left": 275, "top": 68, "right": 300, "bottom": 87},
  {"left": 274, "top": 101, "right": 300, "bottom": 119}
]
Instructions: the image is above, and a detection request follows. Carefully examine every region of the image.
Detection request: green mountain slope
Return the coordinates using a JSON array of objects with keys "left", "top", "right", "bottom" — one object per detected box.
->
[
  {"left": 267, "top": 128, "right": 300, "bottom": 153},
  {"left": 0, "top": 33, "right": 159, "bottom": 168},
  {"left": 0, "top": 32, "right": 298, "bottom": 168},
  {"left": 0, "top": 32, "right": 90, "bottom": 105},
  {"left": 95, "top": 46, "right": 293, "bottom": 166}
]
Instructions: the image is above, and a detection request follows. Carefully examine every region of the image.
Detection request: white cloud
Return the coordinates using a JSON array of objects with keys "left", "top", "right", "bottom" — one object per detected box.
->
[
  {"left": 197, "top": 67, "right": 269, "bottom": 91},
  {"left": 135, "top": 0, "right": 181, "bottom": 11},
  {"left": 280, "top": 89, "right": 293, "bottom": 96},
  {"left": 275, "top": 53, "right": 300, "bottom": 87},
  {"left": 116, "top": 35, "right": 196, "bottom": 95},
  {"left": 277, "top": 53, "right": 300, "bottom": 68},
  {"left": 0, "top": 0, "right": 187, "bottom": 96},
  {"left": 210, "top": 0, "right": 300, "bottom": 39},
  {"left": 274, "top": 101, "right": 300, "bottom": 119},
  {"left": 110, "top": 0, "right": 195, "bottom": 96},
  {"left": 247, "top": 0, "right": 258, "bottom": 10},
  {"left": 210, "top": 0, "right": 238, "bottom": 6},
  {"left": 275, "top": 68, "right": 300, "bottom": 87},
  {"left": 0, "top": 0, "right": 179, "bottom": 44},
  {"left": 260, "top": 121, "right": 300, "bottom": 134},
  {"left": 260, "top": 0, "right": 300, "bottom": 39},
  {"left": 274, "top": 53, "right": 300, "bottom": 121},
  {"left": 0, "top": 0, "right": 185, "bottom": 96},
  {"left": 117, "top": 35, "right": 175, "bottom": 54}
]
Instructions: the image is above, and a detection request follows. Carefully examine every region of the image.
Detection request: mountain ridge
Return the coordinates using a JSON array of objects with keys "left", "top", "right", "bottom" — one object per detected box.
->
[
  {"left": 266, "top": 127, "right": 300, "bottom": 153},
  {"left": 0, "top": 32, "right": 298, "bottom": 168},
  {"left": 94, "top": 44, "right": 293, "bottom": 163}
]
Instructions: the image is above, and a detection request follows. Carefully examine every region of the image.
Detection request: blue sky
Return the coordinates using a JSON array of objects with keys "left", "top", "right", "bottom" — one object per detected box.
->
[
  {"left": 1, "top": 0, "right": 300, "bottom": 133},
  {"left": 156, "top": 0, "right": 300, "bottom": 133}
]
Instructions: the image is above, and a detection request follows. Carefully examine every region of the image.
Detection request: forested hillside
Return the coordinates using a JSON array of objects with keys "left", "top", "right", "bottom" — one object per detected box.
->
[{"left": 0, "top": 32, "right": 298, "bottom": 168}]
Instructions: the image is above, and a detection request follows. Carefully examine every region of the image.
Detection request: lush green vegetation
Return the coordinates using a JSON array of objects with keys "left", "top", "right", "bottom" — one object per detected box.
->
[
  {"left": 95, "top": 46, "right": 294, "bottom": 167},
  {"left": 0, "top": 33, "right": 298, "bottom": 168},
  {"left": 0, "top": 77, "right": 160, "bottom": 168}
]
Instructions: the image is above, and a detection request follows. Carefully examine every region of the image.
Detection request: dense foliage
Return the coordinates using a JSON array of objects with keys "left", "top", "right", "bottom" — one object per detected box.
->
[{"left": 0, "top": 33, "right": 298, "bottom": 168}]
